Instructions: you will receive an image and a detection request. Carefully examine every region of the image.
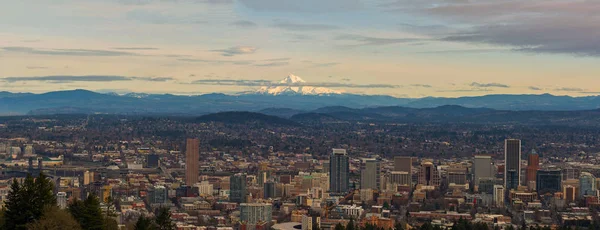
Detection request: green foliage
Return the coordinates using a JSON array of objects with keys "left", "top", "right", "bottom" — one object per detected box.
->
[
  {"left": 27, "top": 206, "right": 82, "bottom": 230},
  {"left": 334, "top": 223, "right": 345, "bottom": 230},
  {"left": 155, "top": 208, "right": 175, "bottom": 230},
  {"left": 69, "top": 194, "right": 105, "bottom": 230},
  {"left": 134, "top": 215, "right": 155, "bottom": 230},
  {"left": 1, "top": 173, "right": 57, "bottom": 230}
]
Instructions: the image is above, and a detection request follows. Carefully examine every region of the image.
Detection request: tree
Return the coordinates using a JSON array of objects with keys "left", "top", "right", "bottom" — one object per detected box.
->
[
  {"left": 334, "top": 223, "right": 345, "bottom": 230},
  {"left": 395, "top": 222, "right": 405, "bottom": 230},
  {"left": 347, "top": 218, "right": 356, "bottom": 230},
  {"left": 70, "top": 194, "right": 104, "bottom": 230},
  {"left": 155, "top": 208, "right": 175, "bottom": 230},
  {"left": 2, "top": 173, "right": 57, "bottom": 230},
  {"left": 27, "top": 206, "right": 82, "bottom": 230},
  {"left": 134, "top": 215, "right": 155, "bottom": 230}
]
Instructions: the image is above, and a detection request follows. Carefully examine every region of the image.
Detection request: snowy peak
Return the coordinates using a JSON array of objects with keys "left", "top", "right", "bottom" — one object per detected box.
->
[
  {"left": 279, "top": 74, "right": 306, "bottom": 84},
  {"left": 255, "top": 74, "right": 342, "bottom": 96}
]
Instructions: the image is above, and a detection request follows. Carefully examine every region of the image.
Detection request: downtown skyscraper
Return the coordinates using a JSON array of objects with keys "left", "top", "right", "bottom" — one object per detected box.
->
[
  {"left": 329, "top": 149, "right": 349, "bottom": 194},
  {"left": 185, "top": 138, "right": 200, "bottom": 185},
  {"left": 504, "top": 139, "right": 521, "bottom": 191}
]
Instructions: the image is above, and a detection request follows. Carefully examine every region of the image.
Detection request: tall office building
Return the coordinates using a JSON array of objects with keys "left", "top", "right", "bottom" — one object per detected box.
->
[
  {"left": 525, "top": 150, "right": 540, "bottom": 185},
  {"left": 418, "top": 161, "right": 440, "bottom": 187},
  {"left": 185, "top": 138, "right": 200, "bottom": 185},
  {"left": 493, "top": 185, "right": 505, "bottom": 207},
  {"left": 329, "top": 149, "right": 349, "bottom": 194},
  {"left": 447, "top": 166, "right": 468, "bottom": 185},
  {"left": 390, "top": 171, "right": 412, "bottom": 186},
  {"left": 57, "top": 192, "right": 67, "bottom": 209},
  {"left": 147, "top": 154, "right": 159, "bottom": 168},
  {"left": 360, "top": 158, "right": 380, "bottom": 190},
  {"left": 264, "top": 181, "right": 276, "bottom": 199},
  {"left": 393, "top": 156, "right": 412, "bottom": 172},
  {"left": 504, "top": 139, "right": 521, "bottom": 191},
  {"left": 83, "top": 171, "right": 94, "bottom": 185},
  {"left": 580, "top": 172, "right": 597, "bottom": 197},
  {"left": 473, "top": 155, "right": 494, "bottom": 186},
  {"left": 536, "top": 169, "right": 562, "bottom": 195},
  {"left": 148, "top": 185, "right": 168, "bottom": 204},
  {"left": 240, "top": 203, "right": 273, "bottom": 230},
  {"left": 231, "top": 173, "right": 248, "bottom": 203}
]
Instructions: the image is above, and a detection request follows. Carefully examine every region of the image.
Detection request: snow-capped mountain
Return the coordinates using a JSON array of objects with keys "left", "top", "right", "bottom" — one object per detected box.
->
[{"left": 255, "top": 74, "right": 342, "bottom": 95}]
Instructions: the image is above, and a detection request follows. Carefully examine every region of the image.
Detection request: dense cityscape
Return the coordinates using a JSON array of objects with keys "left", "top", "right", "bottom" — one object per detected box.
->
[{"left": 0, "top": 114, "right": 599, "bottom": 230}]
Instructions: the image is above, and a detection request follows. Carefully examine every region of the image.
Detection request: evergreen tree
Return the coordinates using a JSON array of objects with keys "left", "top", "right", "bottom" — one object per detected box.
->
[
  {"left": 134, "top": 215, "right": 155, "bottom": 230},
  {"left": 335, "top": 223, "right": 346, "bottom": 230},
  {"left": 2, "top": 179, "right": 25, "bottom": 230},
  {"left": 70, "top": 194, "right": 104, "bottom": 230},
  {"left": 155, "top": 207, "right": 175, "bottom": 230},
  {"left": 2, "top": 174, "right": 57, "bottom": 230},
  {"left": 395, "top": 222, "right": 405, "bottom": 230},
  {"left": 347, "top": 218, "right": 356, "bottom": 230}
]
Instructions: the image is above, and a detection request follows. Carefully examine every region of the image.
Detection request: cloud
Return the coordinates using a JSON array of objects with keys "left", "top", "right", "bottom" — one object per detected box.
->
[
  {"left": 191, "top": 78, "right": 399, "bottom": 88},
  {"left": 231, "top": 20, "right": 258, "bottom": 28},
  {"left": 254, "top": 62, "right": 289, "bottom": 67},
  {"left": 341, "top": 78, "right": 351, "bottom": 82},
  {"left": 528, "top": 86, "right": 543, "bottom": 91},
  {"left": 0, "top": 75, "right": 174, "bottom": 83},
  {"left": 112, "top": 47, "right": 159, "bottom": 50},
  {"left": 555, "top": 87, "right": 584, "bottom": 92},
  {"left": 119, "top": 0, "right": 232, "bottom": 5},
  {"left": 239, "top": 0, "right": 362, "bottom": 13},
  {"left": 125, "top": 9, "right": 207, "bottom": 24},
  {"left": 177, "top": 58, "right": 255, "bottom": 65},
  {"left": 211, "top": 46, "right": 257, "bottom": 56},
  {"left": 313, "top": 62, "right": 339, "bottom": 67},
  {"left": 26, "top": 66, "right": 49, "bottom": 69},
  {"left": 469, "top": 82, "right": 510, "bottom": 88},
  {"left": 335, "top": 34, "right": 423, "bottom": 46},
  {"left": 263, "top": 58, "right": 291, "bottom": 62},
  {"left": 3, "top": 46, "right": 138, "bottom": 56},
  {"left": 386, "top": 0, "right": 600, "bottom": 56},
  {"left": 436, "top": 89, "right": 493, "bottom": 92},
  {"left": 411, "top": 84, "right": 432, "bottom": 88},
  {"left": 273, "top": 22, "right": 340, "bottom": 31}
]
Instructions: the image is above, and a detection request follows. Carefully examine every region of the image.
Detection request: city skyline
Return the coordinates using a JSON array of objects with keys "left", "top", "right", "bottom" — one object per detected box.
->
[{"left": 2, "top": 0, "right": 600, "bottom": 97}]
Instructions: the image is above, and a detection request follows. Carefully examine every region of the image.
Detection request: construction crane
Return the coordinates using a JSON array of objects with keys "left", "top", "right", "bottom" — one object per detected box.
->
[{"left": 324, "top": 190, "right": 356, "bottom": 218}]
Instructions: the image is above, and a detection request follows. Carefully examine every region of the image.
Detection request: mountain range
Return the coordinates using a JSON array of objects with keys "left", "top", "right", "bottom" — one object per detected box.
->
[{"left": 0, "top": 88, "right": 599, "bottom": 116}]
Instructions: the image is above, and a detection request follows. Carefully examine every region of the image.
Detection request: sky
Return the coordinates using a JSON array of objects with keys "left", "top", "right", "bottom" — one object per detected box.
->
[{"left": 1, "top": 0, "right": 600, "bottom": 98}]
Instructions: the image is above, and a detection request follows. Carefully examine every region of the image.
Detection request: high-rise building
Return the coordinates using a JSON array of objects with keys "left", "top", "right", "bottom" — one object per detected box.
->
[
  {"left": 525, "top": 150, "right": 540, "bottom": 185},
  {"left": 240, "top": 203, "right": 273, "bottom": 230},
  {"left": 493, "top": 185, "right": 505, "bottom": 207},
  {"left": 302, "top": 215, "right": 320, "bottom": 230},
  {"left": 57, "top": 192, "right": 67, "bottom": 209},
  {"left": 146, "top": 154, "right": 159, "bottom": 168},
  {"left": 197, "top": 181, "right": 214, "bottom": 196},
  {"left": 360, "top": 158, "right": 380, "bottom": 190},
  {"left": 185, "top": 138, "right": 200, "bottom": 185},
  {"left": 389, "top": 171, "right": 411, "bottom": 186},
  {"left": 536, "top": 169, "right": 562, "bottom": 195},
  {"left": 231, "top": 173, "right": 248, "bottom": 203},
  {"left": 329, "top": 149, "right": 349, "bottom": 194},
  {"left": 504, "top": 139, "right": 521, "bottom": 191},
  {"left": 418, "top": 161, "right": 440, "bottom": 187},
  {"left": 393, "top": 156, "right": 412, "bottom": 173},
  {"left": 580, "top": 172, "right": 597, "bottom": 198},
  {"left": 473, "top": 155, "right": 494, "bottom": 186},
  {"left": 83, "top": 171, "right": 94, "bottom": 185},
  {"left": 564, "top": 185, "right": 577, "bottom": 203},
  {"left": 148, "top": 185, "right": 168, "bottom": 204},
  {"left": 563, "top": 168, "right": 581, "bottom": 181},
  {"left": 264, "top": 181, "right": 276, "bottom": 199},
  {"left": 447, "top": 166, "right": 468, "bottom": 185}
]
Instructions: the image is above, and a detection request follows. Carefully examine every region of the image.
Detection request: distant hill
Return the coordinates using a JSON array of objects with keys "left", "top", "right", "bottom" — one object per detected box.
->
[
  {"left": 196, "top": 111, "right": 300, "bottom": 126},
  {"left": 1, "top": 89, "right": 600, "bottom": 115},
  {"left": 258, "top": 108, "right": 306, "bottom": 118}
]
